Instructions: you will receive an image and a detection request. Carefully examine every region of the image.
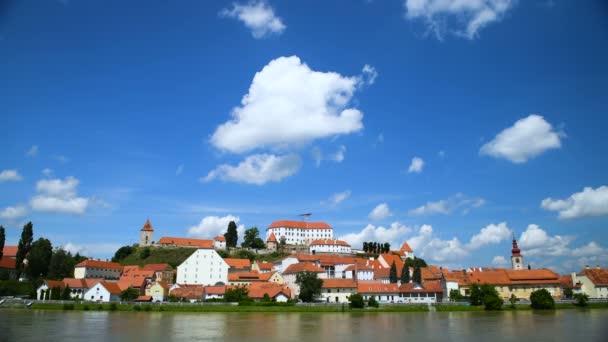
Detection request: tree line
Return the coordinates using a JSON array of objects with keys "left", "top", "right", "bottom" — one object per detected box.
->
[{"left": 362, "top": 242, "right": 390, "bottom": 254}]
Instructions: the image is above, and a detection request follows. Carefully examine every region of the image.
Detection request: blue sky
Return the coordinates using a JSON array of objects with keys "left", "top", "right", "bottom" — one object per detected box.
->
[{"left": 1, "top": 0, "right": 607, "bottom": 272}]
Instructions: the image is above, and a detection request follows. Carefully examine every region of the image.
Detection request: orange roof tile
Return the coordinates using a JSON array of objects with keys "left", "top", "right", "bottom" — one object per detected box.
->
[
  {"left": 44, "top": 280, "right": 65, "bottom": 289},
  {"left": 344, "top": 264, "right": 373, "bottom": 272},
  {"left": 229, "top": 271, "right": 265, "bottom": 282},
  {"left": 321, "top": 278, "right": 357, "bottom": 288},
  {"left": 214, "top": 236, "right": 226, "bottom": 242},
  {"left": 247, "top": 282, "right": 291, "bottom": 299},
  {"left": 560, "top": 275, "right": 574, "bottom": 289},
  {"left": 422, "top": 266, "right": 443, "bottom": 281},
  {"left": 357, "top": 281, "right": 401, "bottom": 294},
  {"left": 119, "top": 269, "right": 154, "bottom": 288},
  {"left": 170, "top": 285, "right": 204, "bottom": 299},
  {"left": 380, "top": 253, "right": 404, "bottom": 270},
  {"left": 224, "top": 258, "right": 251, "bottom": 269},
  {"left": 0, "top": 257, "right": 16, "bottom": 269},
  {"left": 101, "top": 281, "right": 122, "bottom": 295},
  {"left": 62, "top": 278, "right": 87, "bottom": 288},
  {"left": 255, "top": 261, "right": 274, "bottom": 270},
  {"left": 83, "top": 278, "right": 104, "bottom": 287},
  {"left": 1, "top": 246, "right": 17, "bottom": 258},
  {"left": 578, "top": 268, "right": 608, "bottom": 286},
  {"left": 204, "top": 285, "right": 226, "bottom": 295},
  {"left": 505, "top": 269, "right": 560, "bottom": 282},
  {"left": 141, "top": 219, "right": 154, "bottom": 232},
  {"left": 158, "top": 237, "right": 213, "bottom": 248},
  {"left": 135, "top": 295, "right": 152, "bottom": 302},
  {"left": 400, "top": 280, "right": 442, "bottom": 293},
  {"left": 268, "top": 220, "right": 332, "bottom": 230},
  {"left": 309, "top": 239, "right": 351, "bottom": 247},
  {"left": 317, "top": 255, "right": 360, "bottom": 266},
  {"left": 143, "top": 263, "right": 172, "bottom": 272},
  {"left": 283, "top": 262, "right": 325, "bottom": 274},
  {"left": 75, "top": 259, "right": 123, "bottom": 270},
  {"left": 267, "top": 232, "right": 278, "bottom": 242},
  {"left": 400, "top": 242, "right": 413, "bottom": 253}
]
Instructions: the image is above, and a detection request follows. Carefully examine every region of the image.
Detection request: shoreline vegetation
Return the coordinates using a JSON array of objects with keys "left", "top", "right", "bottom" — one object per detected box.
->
[{"left": 1, "top": 302, "right": 607, "bottom": 313}]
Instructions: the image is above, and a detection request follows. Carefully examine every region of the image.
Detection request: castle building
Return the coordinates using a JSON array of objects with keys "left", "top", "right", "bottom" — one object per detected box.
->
[
  {"left": 140, "top": 219, "right": 154, "bottom": 247},
  {"left": 266, "top": 220, "right": 333, "bottom": 245},
  {"left": 511, "top": 236, "right": 524, "bottom": 270}
]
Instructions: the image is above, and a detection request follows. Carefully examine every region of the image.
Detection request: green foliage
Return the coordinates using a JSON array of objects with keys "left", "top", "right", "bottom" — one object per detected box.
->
[
  {"left": 61, "top": 285, "right": 72, "bottom": 300},
  {"left": 235, "top": 249, "right": 257, "bottom": 261},
  {"left": 62, "top": 303, "right": 74, "bottom": 310},
  {"left": 168, "top": 295, "right": 179, "bottom": 302},
  {"left": 349, "top": 294, "right": 365, "bottom": 309},
  {"left": 139, "top": 247, "right": 151, "bottom": 259},
  {"left": 262, "top": 293, "right": 272, "bottom": 302},
  {"left": 118, "top": 246, "right": 195, "bottom": 267},
  {"left": 404, "top": 257, "right": 428, "bottom": 268},
  {"left": 242, "top": 227, "right": 265, "bottom": 249},
  {"left": 469, "top": 284, "right": 498, "bottom": 306},
  {"left": 225, "top": 221, "right": 238, "bottom": 248},
  {"left": 224, "top": 286, "right": 250, "bottom": 302},
  {"left": 483, "top": 293, "right": 503, "bottom": 311},
  {"left": 0, "top": 280, "right": 35, "bottom": 296},
  {"left": 412, "top": 267, "right": 422, "bottom": 284},
  {"left": 112, "top": 246, "right": 135, "bottom": 262},
  {"left": 362, "top": 241, "right": 391, "bottom": 253},
  {"left": 389, "top": 262, "right": 398, "bottom": 283},
  {"left": 50, "top": 286, "right": 61, "bottom": 300},
  {"left": 295, "top": 271, "right": 323, "bottom": 302},
  {"left": 0, "top": 225, "right": 5, "bottom": 259},
  {"left": 530, "top": 289, "right": 555, "bottom": 310},
  {"left": 573, "top": 293, "right": 589, "bottom": 307},
  {"left": 563, "top": 288, "right": 573, "bottom": 299},
  {"left": 120, "top": 287, "right": 140, "bottom": 301},
  {"left": 509, "top": 294, "right": 518, "bottom": 308},
  {"left": 368, "top": 296, "right": 379, "bottom": 308},
  {"left": 83, "top": 305, "right": 90, "bottom": 311},
  {"left": 16, "top": 222, "right": 34, "bottom": 277},
  {"left": 216, "top": 250, "right": 230, "bottom": 258},
  {"left": 132, "top": 305, "right": 141, "bottom": 311},
  {"left": 400, "top": 263, "right": 410, "bottom": 284},
  {"left": 27, "top": 238, "right": 53, "bottom": 279},
  {"left": 48, "top": 248, "right": 76, "bottom": 280},
  {"left": 0, "top": 269, "right": 10, "bottom": 281},
  {"left": 449, "top": 289, "right": 463, "bottom": 300},
  {"left": 109, "top": 303, "right": 118, "bottom": 311}
]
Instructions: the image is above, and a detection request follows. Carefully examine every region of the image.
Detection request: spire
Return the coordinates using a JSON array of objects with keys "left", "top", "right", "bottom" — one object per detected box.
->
[
  {"left": 141, "top": 219, "right": 154, "bottom": 232},
  {"left": 511, "top": 235, "right": 521, "bottom": 257}
]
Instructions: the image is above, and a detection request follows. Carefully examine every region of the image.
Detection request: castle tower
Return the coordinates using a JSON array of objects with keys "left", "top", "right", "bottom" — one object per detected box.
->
[
  {"left": 140, "top": 219, "right": 154, "bottom": 247},
  {"left": 511, "top": 235, "right": 523, "bottom": 270}
]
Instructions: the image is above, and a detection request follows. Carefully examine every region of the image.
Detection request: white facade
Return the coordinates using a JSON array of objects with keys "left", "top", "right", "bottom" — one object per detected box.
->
[
  {"left": 74, "top": 263, "right": 122, "bottom": 280},
  {"left": 176, "top": 249, "right": 229, "bottom": 286},
  {"left": 213, "top": 237, "right": 226, "bottom": 250},
  {"left": 266, "top": 222, "right": 333, "bottom": 245},
  {"left": 320, "top": 287, "right": 356, "bottom": 303},
  {"left": 84, "top": 283, "right": 120, "bottom": 302},
  {"left": 309, "top": 240, "right": 351, "bottom": 254},
  {"left": 442, "top": 280, "right": 460, "bottom": 299},
  {"left": 360, "top": 293, "right": 403, "bottom": 303},
  {"left": 344, "top": 269, "right": 374, "bottom": 281},
  {"left": 572, "top": 270, "right": 608, "bottom": 298}
]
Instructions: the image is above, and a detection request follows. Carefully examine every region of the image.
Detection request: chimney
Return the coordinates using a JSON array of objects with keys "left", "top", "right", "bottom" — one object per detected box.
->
[
  {"left": 585, "top": 265, "right": 590, "bottom": 270},
  {"left": 596, "top": 264, "right": 600, "bottom": 270}
]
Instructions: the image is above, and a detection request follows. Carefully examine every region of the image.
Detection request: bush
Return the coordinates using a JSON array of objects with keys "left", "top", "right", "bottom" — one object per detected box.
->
[
  {"left": 62, "top": 303, "right": 75, "bottom": 310},
  {"left": 132, "top": 305, "right": 141, "bottom": 311},
  {"left": 469, "top": 284, "right": 499, "bottom": 306},
  {"left": 83, "top": 305, "right": 90, "bottom": 311},
  {"left": 483, "top": 294, "right": 503, "bottom": 311},
  {"left": 139, "top": 247, "right": 151, "bottom": 259},
  {"left": 143, "top": 305, "right": 152, "bottom": 311},
  {"left": 109, "top": 303, "right": 118, "bottom": 311},
  {"left": 97, "top": 304, "right": 103, "bottom": 310},
  {"left": 449, "top": 289, "right": 463, "bottom": 301},
  {"left": 530, "top": 289, "right": 555, "bottom": 310},
  {"left": 368, "top": 296, "right": 379, "bottom": 308},
  {"left": 349, "top": 294, "right": 365, "bottom": 309},
  {"left": 573, "top": 293, "right": 589, "bottom": 307},
  {"left": 238, "top": 298, "right": 254, "bottom": 306},
  {"left": 509, "top": 294, "right": 518, "bottom": 308}
]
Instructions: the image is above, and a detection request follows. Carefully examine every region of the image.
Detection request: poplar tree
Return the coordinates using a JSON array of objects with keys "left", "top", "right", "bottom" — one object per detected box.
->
[
  {"left": 0, "top": 225, "right": 5, "bottom": 259},
  {"left": 412, "top": 266, "right": 422, "bottom": 284},
  {"left": 16, "top": 222, "right": 34, "bottom": 277},
  {"left": 389, "top": 262, "right": 398, "bottom": 283},
  {"left": 400, "top": 263, "right": 410, "bottom": 284},
  {"left": 224, "top": 221, "right": 238, "bottom": 248}
]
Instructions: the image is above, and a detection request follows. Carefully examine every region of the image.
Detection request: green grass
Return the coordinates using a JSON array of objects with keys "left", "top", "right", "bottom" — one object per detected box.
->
[{"left": 119, "top": 247, "right": 196, "bottom": 268}]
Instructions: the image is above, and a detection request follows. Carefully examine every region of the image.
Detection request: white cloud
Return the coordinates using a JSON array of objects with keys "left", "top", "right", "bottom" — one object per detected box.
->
[
  {"left": 467, "top": 222, "right": 511, "bottom": 249},
  {"left": 408, "top": 156, "right": 424, "bottom": 173},
  {"left": 361, "top": 64, "right": 378, "bottom": 85},
  {"left": 30, "top": 176, "right": 89, "bottom": 214},
  {"left": 480, "top": 114, "right": 562, "bottom": 163},
  {"left": 176, "top": 164, "right": 184, "bottom": 176},
  {"left": 406, "top": 225, "right": 468, "bottom": 262},
  {"left": 220, "top": 1, "right": 285, "bottom": 39},
  {"left": 26, "top": 145, "right": 39, "bottom": 157},
  {"left": 42, "top": 168, "right": 53, "bottom": 177},
  {"left": 0, "top": 205, "right": 27, "bottom": 220},
  {"left": 492, "top": 255, "right": 509, "bottom": 267},
  {"left": 403, "top": 0, "right": 516, "bottom": 40},
  {"left": 368, "top": 203, "right": 392, "bottom": 220},
  {"left": 210, "top": 56, "right": 366, "bottom": 154},
  {"left": 323, "top": 190, "right": 351, "bottom": 206},
  {"left": 63, "top": 242, "right": 123, "bottom": 259},
  {"left": 0, "top": 169, "right": 22, "bottom": 182},
  {"left": 312, "top": 145, "right": 347, "bottom": 167},
  {"left": 518, "top": 224, "right": 573, "bottom": 256},
  {"left": 339, "top": 222, "right": 413, "bottom": 249},
  {"left": 572, "top": 242, "right": 606, "bottom": 258},
  {"left": 541, "top": 186, "right": 608, "bottom": 219},
  {"left": 202, "top": 153, "right": 301, "bottom": 185},
  {"left": 409, "top": 199, "right": 449, "bottom": 216},
  {"left": 187, "top": 214, "right": 245, "bottom": 240},
  {"left": 409, "top": 194, "right": 485, "bottom": 216}
]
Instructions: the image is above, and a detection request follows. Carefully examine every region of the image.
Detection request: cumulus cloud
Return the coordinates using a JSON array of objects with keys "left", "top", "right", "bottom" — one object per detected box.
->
[
  {"left": 30, "top": 176, "right": 89, "bottom": 214},
  {"left": 0, "top": 169, "right": 22, "bottom": 182},
  {"left": 406, "top": 225, "right": 468, "bottom": 262},
  {"left": 408, "top": 156, "right": 424, "bottom": 173},
  {"left": 220, "top": 1, "right": 286, "bottom": 39},
  {"left": 339, "top": 222, "right": 413, "bottom": 249},
  {"left": 409, "top": 200, "right": 449, "bottom": 216},
  {"left": 467, "top": 222, "right": 511, "bottom": 249},
  {"left": 492, "top": 255, "right": 509, "bottom": 267},
  {"left": 518, "top": 224, "right": 574, "bottom": 257},
  {"left": 541, "top": 186, "right": 608, "bottom": 219},
  {"left": 361, "top": 64, "right": 378, "bottom": 85},
  {"left": 322, "top": 190, "right": 352, "bottom": 207},
  {"left": 202, "top": 153, "right": 301, "bottom": 185},
  {"left": 369, "top": 203, "right": 392, "bottom": 220},
  {"left": 64, "top": 242, "right": 123, "bottom": 259},
  {"left": 480, "top": 114, "right": 562, "bottom": 163},
  {"left": 0, "top": 205, "right": 27, "bottom": 220},
  {"left": 572, "top": 242, "right": 606, "bottom": 258},
  {"left": 26, "top": 145, "right": 39, "bottom": 157},
  {"left": 403, "top": 0, "right": 516, "bottom": 40},
  {"left": 409, "top": 194, "right": 485, "bottom": 216},
  {"left": 187, "top": 214, "right": 245, "bottom": 239},
  {"left": 210, "top": 56, "right": 367, "bottom": 154}
]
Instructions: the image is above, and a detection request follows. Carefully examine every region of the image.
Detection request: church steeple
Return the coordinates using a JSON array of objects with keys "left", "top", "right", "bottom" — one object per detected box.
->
[
  {"left": 140, "top": 219, "right": 154, "bottom": 247},
  {"left": 511, "top": 234, "right": 523, "bottom": 270}
]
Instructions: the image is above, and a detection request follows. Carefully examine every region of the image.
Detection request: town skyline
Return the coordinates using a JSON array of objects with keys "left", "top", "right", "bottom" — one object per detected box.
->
[{"left": 2, "top": 0, "right": 608, "bottom": 274}]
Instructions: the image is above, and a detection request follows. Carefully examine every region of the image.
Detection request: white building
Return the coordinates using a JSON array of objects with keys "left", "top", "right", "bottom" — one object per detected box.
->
[
  {"left": 266, "top": 220, "right": 333, "bottom": 245},
  {"left": 36, "top": 280, "right": 65, "bottom": 300},
  {"left": 309, "top": 239, "right": 351, "bottom": 254},
  {"left": 320, "top": 278, "right": 357, "bottom": 303},
  {"left": 213, "top": 236, "right": 226, "bottom": 250},
  {"left": 282, "top": 262, "right": 326, "bottom": 298},
  {"left": 343, "top": 264, "right": 374, "bottom": 281},
  {"left": 572, "top": 265, "right": 608, "bottom": 298},
  {"left": 84, "top": 281, "right": 122, "bottom": 302},
  {"left": 357, "top": 282, "right": 402, "bottom": 303},
  {"left": 74, "top": 259, "right": 123, "bottom": 280},
  {"left": 176, "top": 248, "right": 229, "bottom": 286}
]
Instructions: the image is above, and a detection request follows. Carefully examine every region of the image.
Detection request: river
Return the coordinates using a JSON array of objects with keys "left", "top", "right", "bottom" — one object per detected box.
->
[{"left": 1, "top": 309, "right": 606, "bottom": 341}]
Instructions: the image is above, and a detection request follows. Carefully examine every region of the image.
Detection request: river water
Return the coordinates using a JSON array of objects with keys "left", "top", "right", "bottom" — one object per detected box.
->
[{"left": 1, "top": 309, "right": 606, "bottom": 342}]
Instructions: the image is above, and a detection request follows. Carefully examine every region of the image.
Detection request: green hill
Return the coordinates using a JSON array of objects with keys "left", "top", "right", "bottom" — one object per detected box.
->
[{"left": 117, "top": 246, "right": 196, "bottom": 268}]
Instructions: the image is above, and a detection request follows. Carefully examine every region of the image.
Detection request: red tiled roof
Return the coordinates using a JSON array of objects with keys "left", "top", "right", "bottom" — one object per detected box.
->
[
  {"left": 317, "top": 255, "right": 359, "bottom": 266},
  {"left": 143, "top": 263, "right": 172, "bottom": 272},
  {"left": 45, "top": 280, "right": 65, "bottom": 289},
  {"left": 141, "top": 219, "right": 154, "bottom": 232},
  {"left": 62, "top": 278, "right": 87, "bottom": 288},
  {"left": 400, "top": 242, "right": 413, "bottom": 253},
  {"left": 321, "top": 278, "right": 357, "bottom": 289},
  {"left": 283, "top": 262, "right": 325, "bottom": 274},
  {"left": 0, "top": 257, "right": 16, "bottom": 269},
  {"left": 101, "top": 281, "right": 122, "bottom": 295},
  {"left": 505, "top": 269, "right": 560, "bottom": 283},
  {"left": 247, "top": 282, "right": 291, "bottom": 299},
  {"left": 578, "top": 269, "right": 608, "bottom": 286},
  {"left": 204, "top": 285, "right": 226, "bottom": 295},
  {"left": 400, "top": 280, "right": 442, "bottom": 293},
  {"left": 357, "top": 281, "right": 400, "bottom": 294},
  {"left": 214, "top": 236, "right": 226, "bottom": 242},
  {"left": 135, "top": 295, "right": 152, "bottom": 302},
  {"left": 422, "top": 266, "right": 443, "bottom": 281},
  {"left": 380, "top": 253, "right": 404, "bottom": 270},
  {"left": 344, "top": 264, "right": 373, "bottom": 272},
  {"left": 229, "top": 271, "right": 266, "bottom": 282},
  {"left": 256, "top": 262, "right": 274, "bottom": 270},
  {"left": 309, "top": 239, "right": 351, "bottom": 247},
  {"left": 268, "top": 220, "right": 332, "bottom": 230},
  {"left": 170, "top": 285, "right": 204, "bottom": 299},
  {"left": 119, "top": 269, "right": 154, "bottom": 288},
  {"left": 158, "top": 237, "right": 213, "bottom": 249},
  {"left": 1, "top": 246, "right": 17, "bottom": 258},
  {"left": 560, "top": 275, "right": 574, "bottom": 289},
  {"left": 75, "top": 259, "right": 123, "bottom": 270},
  {"left": 224, "top": 258, "right": 251, "bottom": 269},
  {"left": 267, "top": 232, "right": 277, "bottom": 242}
]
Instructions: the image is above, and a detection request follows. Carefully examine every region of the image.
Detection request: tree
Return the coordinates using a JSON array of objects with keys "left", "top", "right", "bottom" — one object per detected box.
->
[
  {"left": 50, "top": 286, "right": 61, "bottom": 300},
  {"left": 469, "top": 284, "right": 497, "bottom": 306},
  {"left": 0, "top": 225, "right": 5, "bottom": 259},
  {"left": 48, "top": 248, "right": 76, "bottom": 280},
  {"left": 449, "top": 289, "right": 463, "bottom": 301},
  {"left": 368, "top": 296, "right": 379, "bottom": 308},
  {"left": 573, "top": 293, "right": 589, "bottom": 307},
  {"left": 400, "top": 264, "right": 410, "bottom": 284},
  {"left": 139, "top": 247, "right": 151, "bottom": 259},
  {"left": 295, "top": 271, "right": 323, "bottom": 302},
  {"left": 26, "top": 238, "right": 53, "bottom": 279},
  {"left": 483, "top": 292, "right": 503, "bottom": 311},
  {"left": 279, "top": 236, "right": 286, "bottom": 252},
  {"left": 242, "top": 227, "right": 265, "bottom": 249},
  {"left": 62, "top": 285, "right": 72, "bottom": 300},
  {"left": 112, "top": 245, "right": 135, "bottom": 262},
  {"left": 120, "top": 288, "right": 139, "bottom": 301},
  {"left": 224, "top": 221, "right": 238, "bottom": 248},
  {"left": 412, "top": 266, "right": 422, "bottom": 284},
  {"left": 389, "top": 262, "right": 398, "bottom": 283},
  {"left": 349, "top": 294, "right": 365, "bottom": 308},
  {"left": 563, "top": 288, "right": 573, "bottom": 299},
  {"left": 509, "top": 294, "right": 518, "bottom": 308},
  {"left": 362, "top": 242, "right": 368, "bottom": 253},
  {"left": 224, "top": 286, "right": 249, "bottom": 302},
  {"left": 383, "top": 243, "right": 390, "bottom": 253},
  {"left": 530, "top": 289, "right": 555, "bottom": 310},
  {"left": 262, "top": 293, "right": 272, "bottom": 303},
  {"left": 16, "top": 222, "right": 34, "bottom": 277}
]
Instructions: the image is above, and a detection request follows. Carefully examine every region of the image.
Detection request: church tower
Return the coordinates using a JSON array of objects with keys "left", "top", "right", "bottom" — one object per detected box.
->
[
  {"left": 140, "top": 219, "right": 154, "bottom": 247},
  {"left": 511, "top": 235, "right": 524, "bottom": 270}
]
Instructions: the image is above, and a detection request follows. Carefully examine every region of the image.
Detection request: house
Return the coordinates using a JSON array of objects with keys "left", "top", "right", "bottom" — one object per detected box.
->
[
  {"left": 320, "top": 278, "right": 357, "bottom": 303},
  {"left": 146, "top": 281, "right": 170, "bottom": 302},
  {"left": 36, "top": 280, "right": 65, "bottom": 300},
  {"left": 143, "top": 263, "right": 175, "bottom": 283},
  {"left": 1, "top": 246, "right": 17, "bottom": 259},
  {"left": 463, "top": 268, "right": 563, "bottom": 299},
  {"left": 266, "top": 220, "right": 333, "bottom": 245},
  {"left": 0, "top": 256, "right": 17, "bottom": 280},
  {"left": 228, "top": 271, "right": 285, "bottom": 286},
  {"left": 169, "top": 284, "right": 204, "bottom": 302},
  {"left": 344, "top": 264, "right": 374, "bottom": 281},
  {"left": 559, "top": 274, "right": 582, "bottom": 297},
  {"left": 317, "top": 255, "right": 360, "bottom": 279},
  {"left": 157, "top": 237, "right": 214, "bottom": 249},
  {"left": 176, "top": 248, "right": 229, "bottom": 286},
  {"left": 252, "top": 261, "right": 275, "bottom": 273},
  {"left": 248, "top": 282, "right": 291, "bottom": 302},
  {"left": 57, "top": 278, "right": 103, "bottom": 299},
  {"left": 357, "top": 281, "right": 402, "bottom": 303},
  {"left": 84, "top": 281, "right": 122, "bottom": 302},
  {"left": 274, "top": 254, "right": 319, "bottom": 274},
  {"left": 398, "top": 241, "right": 414, "bottom": 260},
  {"left": 203, "top": 285, "right": 226, "bottom": 301},
  {"left": 399, "top": 281, "right": 443, "bottom": 303},
  {"left": 282, "top": 262, "right": 326, "bottom": 298},
  {"left": 442, "top": 270, "right": 471, "bottom": 299},
  {"left": 572, "top": 265, "right": 608, "bottom": 298},
  {"left": 74, "top": 259, "right": 123, "bottom": 280},
  {"left": 224, "top": 258, "right": 252, "bottom": 273},
  {"left": 118, "top": 266, "right": 154, "bottom": 295},
  {"left": 309, "top": 239, "right": 351, "bottom": 255},
  {"left": 214, "top": 236, "right": 226, "bottom": 250}
]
